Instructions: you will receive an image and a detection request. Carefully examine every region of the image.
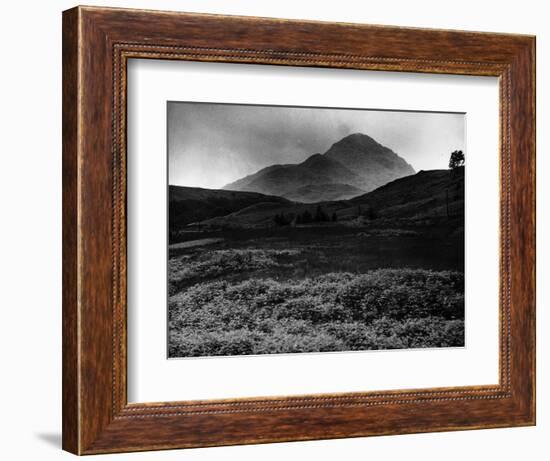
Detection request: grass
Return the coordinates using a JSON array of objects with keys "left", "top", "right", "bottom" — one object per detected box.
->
[
  {"left": 168, "top": 267, "right": 464, "bottom": 358},
  {"left": 168, "top": 248, "right": 302, "bottom": 295},
  {"left": 169, "top": 248, "right": 301, "bottom": 283},
  {"left": 169, "top": 226, "right": 463, "bottom": 288}
]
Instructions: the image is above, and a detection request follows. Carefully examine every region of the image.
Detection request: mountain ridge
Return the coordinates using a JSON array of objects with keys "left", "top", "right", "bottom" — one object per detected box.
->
[
  {"left": 223, "top": 132, "right": 415, "bottom": 202},
  {"left": 192, "top": 167, "right": 463, "bottom": 229}
]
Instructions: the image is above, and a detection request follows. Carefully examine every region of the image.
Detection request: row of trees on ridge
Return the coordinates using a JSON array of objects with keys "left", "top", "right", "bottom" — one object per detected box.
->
[{"left": 273, "top": 205, "right": 338, "bottom": 226}]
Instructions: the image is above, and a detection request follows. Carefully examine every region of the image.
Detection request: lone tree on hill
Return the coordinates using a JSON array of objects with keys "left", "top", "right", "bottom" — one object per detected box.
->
[
  {"left": 449, "top": 150, "right": 465, "bottom": 169},
  {"left": 446, "top": 150, "right": 465, "bottom": 217}
]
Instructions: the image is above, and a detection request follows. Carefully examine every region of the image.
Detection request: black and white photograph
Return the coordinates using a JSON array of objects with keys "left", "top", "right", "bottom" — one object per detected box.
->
[{"left": 167, "top": 102, "right": 465, "bottom": 358}]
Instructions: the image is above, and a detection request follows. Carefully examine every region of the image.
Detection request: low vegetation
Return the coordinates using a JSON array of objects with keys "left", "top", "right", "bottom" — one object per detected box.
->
[
  {"left": 169, "top": 269, "right": 464, "bottom": 357},
  {"left": 168, "top": 248, "right": 301, "bottom": 295}
]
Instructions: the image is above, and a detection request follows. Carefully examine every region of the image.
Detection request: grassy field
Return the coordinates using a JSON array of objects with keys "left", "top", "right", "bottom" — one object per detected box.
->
[{"left": 168, "top": 224, "right": 464, "bottom": 357}]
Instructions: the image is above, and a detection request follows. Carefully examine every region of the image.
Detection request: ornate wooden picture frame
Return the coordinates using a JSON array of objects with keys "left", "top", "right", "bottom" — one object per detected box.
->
[{"left": 62, "top": 5, "right": 535, "bottom": 455}]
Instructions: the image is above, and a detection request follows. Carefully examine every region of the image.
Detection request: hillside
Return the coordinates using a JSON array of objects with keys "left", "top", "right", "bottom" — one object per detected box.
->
[
  {"left": 351, "top": 167, "right": 464, "bottom": 219},
  {"left": 223, "top": 133, "right": 414, "bottom": 202},
  {"left": 200, "top": 168, "right": 464, "bottom": 228},
  {"left": 169, "top": 185, "right": 291, "bottom": 231},
  {"left": 283, "top": 183, "right": 366, "bottom": 203}
]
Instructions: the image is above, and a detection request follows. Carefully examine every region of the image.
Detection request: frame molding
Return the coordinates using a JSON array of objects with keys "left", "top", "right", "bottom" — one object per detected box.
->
[{"left": 62, "top": 6, "right": 535, "bottom": 454}]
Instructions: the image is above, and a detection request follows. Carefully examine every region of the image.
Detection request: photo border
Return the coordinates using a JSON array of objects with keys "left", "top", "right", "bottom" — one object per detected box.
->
[
  {"left": 62, "top": 6, "right": 535, "bottom": 454},
  {"left": 165, "top": 99, "right": 467, "bottom": 361}
]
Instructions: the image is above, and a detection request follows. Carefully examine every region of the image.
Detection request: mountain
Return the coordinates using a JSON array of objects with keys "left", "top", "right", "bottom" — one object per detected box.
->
[
  {"left": 283, "top": 183, "right": 366, "bottom": 203},
  {"left": 169, "top": 186, "right": 291, "bottom": 231},
  {"left": 223, "top": 133, "right": 415, "bottom": 202},
  {"left": 220, "top": 164, "right": 289, "bottom": 192},
  {"left": 324, "top": 133, "right": 415, "bottom": 190},
  {"left": 224, "top": 152, "right": 363, "bottom": 198},
  {"left": 201, "top": 168, "right": 463, "bottom": 228}
]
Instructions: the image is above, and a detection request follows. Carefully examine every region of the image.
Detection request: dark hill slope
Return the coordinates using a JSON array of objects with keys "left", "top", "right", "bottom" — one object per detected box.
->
[
  {"left": 169, "top": 185, "right": 291, "bottom": 230},
  {"left": 350, "top": 167, "right": 464, "bottom": 219},
  {"left": 201, "top": 168, "right": 464, "bottom": 228}
]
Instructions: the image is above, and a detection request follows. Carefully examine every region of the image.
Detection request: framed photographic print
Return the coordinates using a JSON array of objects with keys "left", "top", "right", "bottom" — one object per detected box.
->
[{"left": 62, "top": 6, "right": 535, "bottom": 455}]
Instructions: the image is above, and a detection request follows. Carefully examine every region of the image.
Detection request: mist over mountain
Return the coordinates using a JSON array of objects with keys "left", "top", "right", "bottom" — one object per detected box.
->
[{"left": 223, "top": 133, "right": 415, "bottom": 202}]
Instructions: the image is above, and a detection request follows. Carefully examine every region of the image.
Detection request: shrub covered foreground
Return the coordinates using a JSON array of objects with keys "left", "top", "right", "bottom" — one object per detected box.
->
[
  {"left": 168, "top": 248, "right": 301, "bottom": 295},
  {"left": 168, "top": 269, "right": 464, "bottom": 357},
  {"left": 169, "top": 248, "right": 300, "bottom": 283}
]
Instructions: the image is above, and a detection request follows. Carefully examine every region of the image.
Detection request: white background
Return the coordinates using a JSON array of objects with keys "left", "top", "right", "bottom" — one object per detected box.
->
[
  {"left": 128, "top": 60, "right": 499, "bottom": 402},
  {"left": 0, "top": 0, "right": 546, "bottom": 460}
]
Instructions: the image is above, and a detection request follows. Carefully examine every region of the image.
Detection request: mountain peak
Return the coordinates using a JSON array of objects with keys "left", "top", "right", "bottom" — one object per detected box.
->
[
  {"left": 329, "top": 132, "right": 385, "bottom": 154},
  {"left": 324, "top": 132, "right": 415, "bottom": 187},
  {"left": 341, "top": 132, "right": 376, "bottom": 142},
  {"left": 224, "top": 132, "right": 415, "bottom": 202}
]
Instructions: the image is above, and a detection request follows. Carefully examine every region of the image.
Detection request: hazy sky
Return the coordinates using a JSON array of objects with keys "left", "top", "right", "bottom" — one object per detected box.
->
[{"left": 168, "top": 102, "right": 465, "bottom": 189}]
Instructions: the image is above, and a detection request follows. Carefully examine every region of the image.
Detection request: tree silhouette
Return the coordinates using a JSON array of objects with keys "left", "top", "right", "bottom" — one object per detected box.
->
[
  {"left": 449, "top": 150, "right": 465, "bottom": 169},
  {"left": 302, "top": 210, "right": 313, "bottom": 224},
  {"left": 273, "top": 213, "right": 291, "bottom": 226},
  {"left": 314, "top": 205, "right": 325, "bottom": 222}
]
